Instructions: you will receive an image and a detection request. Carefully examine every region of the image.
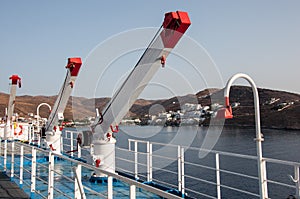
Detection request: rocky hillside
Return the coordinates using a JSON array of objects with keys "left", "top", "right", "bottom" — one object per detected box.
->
[{"left": 0, "top": 86, "right": 299, "bottom": 130}]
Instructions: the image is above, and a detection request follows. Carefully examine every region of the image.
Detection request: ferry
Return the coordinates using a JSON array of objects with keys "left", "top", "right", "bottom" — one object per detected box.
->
[{"left": 1, "top": 11, "right": 299, "bottom": 199}]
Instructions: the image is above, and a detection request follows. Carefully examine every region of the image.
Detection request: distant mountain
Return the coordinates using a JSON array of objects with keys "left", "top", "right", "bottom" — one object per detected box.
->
[{"left": 0, "top": 86, "right": 299, "bottom": 130}]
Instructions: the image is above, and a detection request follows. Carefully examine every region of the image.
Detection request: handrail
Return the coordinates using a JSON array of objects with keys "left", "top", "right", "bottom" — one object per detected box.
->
[
  {"left": 4, "top": 141, "right": 183, "bottom": 199},
  {"left": 2, "top": 131, "right": 299, "bottom": 199},
  {"left": 126, "top": 138, "right": 299, "bottom": 198}
]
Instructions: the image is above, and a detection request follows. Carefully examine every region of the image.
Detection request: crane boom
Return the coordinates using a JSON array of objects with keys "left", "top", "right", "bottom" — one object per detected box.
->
[
  {"left": 45, "top": 58, "right": 82, "bottom": 131},
  {"left": 88, "top": 11, "right": 191, "bottom": 177},
  {"left": 92, "top": 11, "right": 191, "bottom": 139},
  {"left": 3, "top": 75, "right": 21, "bottom": 139},
  {"left": 42, "top": 57, "right": 82, "bottom": 153}
]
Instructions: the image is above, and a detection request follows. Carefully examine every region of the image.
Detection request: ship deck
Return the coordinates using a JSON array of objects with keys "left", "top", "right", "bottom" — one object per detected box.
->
[{"left": 0, "top": 171, "right": 29, "bottom": 199}]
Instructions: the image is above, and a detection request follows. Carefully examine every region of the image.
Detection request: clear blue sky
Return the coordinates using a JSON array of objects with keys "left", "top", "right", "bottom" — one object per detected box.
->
[{"left": 1, "top": 1, "right": 299, "bottom": 99}]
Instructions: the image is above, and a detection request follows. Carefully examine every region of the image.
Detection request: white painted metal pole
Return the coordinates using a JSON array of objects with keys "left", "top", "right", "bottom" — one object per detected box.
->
[
  {"left": 181, "top": 147, "right": 185, "bottom": 196},
  {"left": 4, "top": 140, "right": 7, "bottom": 172},
  {"left": 78, "top": 143, "right": 81, "bottom": 159},
  {"left": 10, "top": 141, "right": 14, "bottom": 179},
  {"left": 36, "top": 103, "right": 52, "bottom": 134},
  {"left": 134, "top": 141, "right": 138, "bottom": 179},
  {"left": 107, "top": 176, "right": 113, "bottom": 199},
  {"left": 295, "top": 166, "right": 300, "bottom": 198},
  {"left": 74, "top": 142, "right": 84, "bottom": 199},
  {"left": 178, "top": 145, "right": 181, "bottom": 192},
  {"left": 31, "top": 147, "right": 36, "bottom": 199},
  {"left": 149, "top": 143, "right": 153, "bottom": 182},
  {"left": 130, "top": 184, "right": 136, "bottom": 199},
  {"left": 128, "top": 139, "right": 131, "bottom": 151},
  {"left": 147, "top": 141, "right": 150, "bottom": 182},
  {"left": 70, "top": 131, "right": 74, "bottom": 157},
  {"left": 73, "top": 165, "right": 86, "bottom": 199},
  {"left": 224, "top": 73, "right": 269, "bottom": 199},
  {"left": 20, "top": 145, "right": 24, "bottom": 188},
  {"left": 216, "top": 153, "right": 221, "bottom": 199},
  {"left": 48, "top": 152, "right": 54, "bottom": 199}
]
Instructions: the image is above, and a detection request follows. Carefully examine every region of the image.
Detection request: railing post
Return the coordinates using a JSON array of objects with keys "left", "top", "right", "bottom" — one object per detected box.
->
[
  {"left": 181, "top": 147, "right": 185, "bottom": 197},
  {"left": 73, "top": 165, "right": 86, "bottom": 199},
  {"left": 31, "top": 147, "right": 36, "bottom": 199},
  {"left": 74, "top": 144, "right": 85, "bottom": 199},
  {"left": 130, "top": 184, "right": 136, "bottom": 199},
  {"left": 48, "top": 152, "right": 54, "bottom": 199},
  {"left": 4, "top": 140, "right": 7, "bottom": 172},
  {"left": 216, "top": 153, "right": 221, "bottom": 199},
  {"left": 261, "top": 159, "right": 268, "bottom": 199},
  {"left": 134, "top": 141, "right": 138, "bottom": 180},
  {"left": 149, "top": 143, "right": 152, "bottom": 181},
  {"left": 10, "top": 141, "right": 15, "bottom": 180},
  {"left": 70, "top": 131, "right": 74, "bottom": 157},
  {"left": 178, "top": 146, "right": 181, "bottom": 192},
  {"left": 147, "top": 142, "right": 152, "bottom": 182},
  {"left": 20, "top": 145, "right": 24, "bottom": 188},
  {"left": 38, "top": 133, "right": 41, "bottom": 147},
  {"left": 294, "top": 165, "right": 300, "bottom": 198},
  {"left": 107, "top": 176, "right": 113, "bottom": 199},
  {"left": 78, "top": 143, "right": 81, "bottom": 159},
  {"left": 128, "top": 139, "right": 131, "bottom": 151}
]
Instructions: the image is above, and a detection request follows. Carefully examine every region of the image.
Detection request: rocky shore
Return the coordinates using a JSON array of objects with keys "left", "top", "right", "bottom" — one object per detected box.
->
[{"left": 0, "top": 86, "right": 299, "bottom": 130}]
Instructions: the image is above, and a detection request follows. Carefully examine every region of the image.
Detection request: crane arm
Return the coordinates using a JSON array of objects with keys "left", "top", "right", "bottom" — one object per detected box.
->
[
  {"left": 4, "top": 75, "right": 21, "bottom": 139},
  {"left": 7, "top": 75, "right": 21, "bottom": 123},
  {"left": 45, "top": 58, "right": 82, "bottom": 132},
  {"left": 92, "top": 11, "right": 191, "bottom": 140}
]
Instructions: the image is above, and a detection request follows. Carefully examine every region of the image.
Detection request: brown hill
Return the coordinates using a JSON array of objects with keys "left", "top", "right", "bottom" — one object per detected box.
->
[{"left": 0, "top": 86, "right": 299, "bottom": 129}]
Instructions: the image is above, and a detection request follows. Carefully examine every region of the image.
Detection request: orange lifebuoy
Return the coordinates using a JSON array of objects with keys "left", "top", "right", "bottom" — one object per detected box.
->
[{"left": 14, "top": 125, "right": 23, "bottom": 136}]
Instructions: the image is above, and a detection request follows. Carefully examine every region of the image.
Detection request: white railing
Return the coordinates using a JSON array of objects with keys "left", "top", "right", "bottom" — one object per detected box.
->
[
  {"left": 0, "top": 139, "right": 183, "bottom": 199},
  {"left": 123, "top": 139, "right": 300, "bottom": 199},
  {"left": 6, "top": 129, "right": 299, "bottom": 198}
]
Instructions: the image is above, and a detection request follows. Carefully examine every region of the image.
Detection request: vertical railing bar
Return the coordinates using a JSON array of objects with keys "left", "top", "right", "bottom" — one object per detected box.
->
[
  {"left": 262, "top": 160, "right": 268, "bottom": 198},
  {"left": 4, "top": 140, "right": 7, "bottom": 172},
  {"left": 78, "top": 142, "right": 81, "bottom": 159},
  {"left": 181, "top": 147, "right": 185, "bottom": 197},
  {"left": 295, "top": 165, "right": 300, "bottom": 198},
  {"left": 216, "top": 153, "right": 221, "bottom": 199},
  {"left": 149, "top": 143, "right": 153, "bottom": 182},
  {"left": 128, "top": 140, "right": 131, "bottom": 151},
  {"left": 178, "top": 145, "right": 181, "bottom": 192},
  {"left": 31, "top": 147, "right": 36, "bottom": 199},
  {"left": 20, "top": 145, "right": 24, "bottom": 188},
  {"left": 74, "top": 143, "right": 85, "bottom": 199},
  {"left": 134, "top": 141, "right": 138, "bottom": 180},
  {"left": 70, "top": 131, "right": 74, "bottom": 157},
  {"left": 48, "top": 152, "right": 54, "bottom": 199},
  {"left": 10, "top": 141, "right": 14, "bottom": 180},
  {"left": 107, "top": 176, "right": 113, "bottom": 199},
  {"left": 147, "top": 141, "right": 150, "bottom": 182},
  {"left": 130, "top": 184, "right": 136, "bottom": 199},
  {"left": 73, "top": 165, "right": 86, "bottom": 199}
]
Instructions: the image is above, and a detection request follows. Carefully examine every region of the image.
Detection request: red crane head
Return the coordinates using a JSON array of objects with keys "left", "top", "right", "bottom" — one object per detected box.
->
[{"left": 9, "top": 75, "right": 21, "bottom": 88}]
